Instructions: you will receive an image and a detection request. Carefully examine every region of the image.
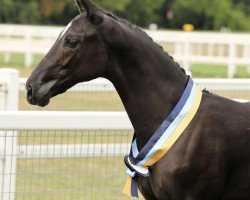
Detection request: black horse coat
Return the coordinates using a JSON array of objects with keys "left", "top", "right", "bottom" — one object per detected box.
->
[{"left": 139, "top": 93, "right": 250, "bottom": 200}]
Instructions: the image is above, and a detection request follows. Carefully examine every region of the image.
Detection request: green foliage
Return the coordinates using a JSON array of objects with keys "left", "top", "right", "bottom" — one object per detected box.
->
[
  {"left": 1, "top": 0, "right": 250, "bottom": 31},
  {"left": 0, "top": 0, "right": 41, "bottom": 24},
  {"left": 94, "top": 0, "right": 131, "bottom": 13},
  {"left": 170, "top": 0, "right": 250, "bottom": 31},
  {"left": 91, "top": 0, "right": 165, "bottom": 27},
  {"left": 120, "top": 0, "right": 164, "bottom": 26},
  {"left": 0, "top": 0, "right": 163, "bottom": 27}
]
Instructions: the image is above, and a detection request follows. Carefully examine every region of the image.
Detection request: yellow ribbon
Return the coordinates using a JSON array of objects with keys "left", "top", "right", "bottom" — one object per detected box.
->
[{"left": 123, "top": 88, "right": 202, "bottom": 197}]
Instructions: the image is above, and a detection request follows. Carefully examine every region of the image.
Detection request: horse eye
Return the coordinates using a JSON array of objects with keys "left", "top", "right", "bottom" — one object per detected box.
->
[{"left": 65, "top": 38, "right": 79, "bottom": 48}]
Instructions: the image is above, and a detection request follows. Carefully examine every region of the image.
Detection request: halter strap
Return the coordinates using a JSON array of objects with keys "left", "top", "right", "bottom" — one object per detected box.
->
[{"left": 123, "top": 77, "right": 202, "bottom": 197}]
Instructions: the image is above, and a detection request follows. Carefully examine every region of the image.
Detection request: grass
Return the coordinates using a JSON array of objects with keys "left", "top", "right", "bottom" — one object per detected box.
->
[
  {"left": 16, "top": 157, "right": 134, "bottom": 200},
  {"left": 18, "top": 130, "right": 133, "bottom": 145},
  {"left": 19, "top": 91, "right": 124, "bottom": 111},
  {"left": 0, "top": 53, "right": 43, "bottom": 73},
  {"left": 191, "top": 64, "right": 250, "bottom": 78}
]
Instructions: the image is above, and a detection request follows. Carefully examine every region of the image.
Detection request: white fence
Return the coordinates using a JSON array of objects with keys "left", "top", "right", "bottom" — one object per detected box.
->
[
  {"left": 18, "top": 77, "right": 250, "bottom": 93},
  {"left": 1, "top": 24, "right": 250, "bottom": 77},
  {"left": 19, "top": 77, "right": 250, "bottom": 106},
  {"left": 0, "top": 69, "right": 19, "bottom": 200},
  {"left": 1, "top": 68, "right": 250, "bottom": 111},
  {"left": 0, "top": 69, "right": 19, "bottom": 110},
  {"left": 0, "top": 111, "right": 133, "bottom": 200}
]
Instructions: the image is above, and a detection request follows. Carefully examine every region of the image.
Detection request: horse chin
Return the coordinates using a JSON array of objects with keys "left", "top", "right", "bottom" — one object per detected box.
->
[
  {"left": 36, "top": 87, "right": 67, "bottom": 107},
  {"left": 27, "top": 92, "right": 51, "bottom": 107},
  {"left": 37, "top": 97, "right": 50, "bottom": 107}
]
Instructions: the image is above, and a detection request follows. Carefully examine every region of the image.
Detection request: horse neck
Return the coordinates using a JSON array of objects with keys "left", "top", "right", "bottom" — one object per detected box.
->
[{"left": 104, "top": 37, "right": 188, "bottom": 149}]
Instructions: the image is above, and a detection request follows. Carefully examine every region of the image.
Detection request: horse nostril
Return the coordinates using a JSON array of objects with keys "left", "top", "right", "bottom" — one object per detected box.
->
[{"left": 27, "top": 85, "right": 34, "bottom": 101}]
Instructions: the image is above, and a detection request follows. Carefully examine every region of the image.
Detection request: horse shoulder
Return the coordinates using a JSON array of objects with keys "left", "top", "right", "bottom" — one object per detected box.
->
[{"left": 145, "top": 93, "right": 250, "bottom": 199}]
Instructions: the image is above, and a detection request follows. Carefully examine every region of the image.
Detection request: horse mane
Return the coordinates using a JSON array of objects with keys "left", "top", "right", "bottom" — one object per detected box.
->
[{"left": 101, "top": 9, "right": 186, "bottom": 75}]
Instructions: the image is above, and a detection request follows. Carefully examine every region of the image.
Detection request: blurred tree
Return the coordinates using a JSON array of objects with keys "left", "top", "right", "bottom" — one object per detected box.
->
[
  {"left": 39, "top": 0, "right": 78, "bottom": 24},
  {"left": 121, "top": 0, "right": 164, "bottom": 27},
  {"left": 94, "top": 0, "right": 164, "bottom": 27},
  {"left": 231, "top": 0, "right": 250, "bottom": 16},
  {"left": 1, "top": 0, "right": 250, "bottom": 31},
  {"left": 157, "top": 0, "right": 175, "bottom": 28},
  {"left": 0, "top": 0, "right": 164, "bottom": 27},
  {"left": 94, "top": 0, "right": 130, "bottom": 13},
  {"left": 167, "top": 0, "right": 250, "bottom": 31},
  {"left": 0, "top": 0, "right": 13, "bottom": 22},
  {"left": 0, "top": 0, "right": 41, "bottom": 24}
]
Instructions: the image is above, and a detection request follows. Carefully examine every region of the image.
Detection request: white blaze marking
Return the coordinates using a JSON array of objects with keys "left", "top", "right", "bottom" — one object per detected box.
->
[{"left": 59, "top": 22, "right": 72, "bottom": 39}]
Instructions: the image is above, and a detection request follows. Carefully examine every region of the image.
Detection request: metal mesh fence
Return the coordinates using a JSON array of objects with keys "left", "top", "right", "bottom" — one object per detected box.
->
[{"left": 0, "top": 130, "right": 143, "bottom": 200}]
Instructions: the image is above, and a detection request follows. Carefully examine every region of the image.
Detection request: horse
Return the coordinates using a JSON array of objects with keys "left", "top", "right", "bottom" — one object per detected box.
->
[{"left": 26, "top": 0, "right": 250, "bottom": 199}]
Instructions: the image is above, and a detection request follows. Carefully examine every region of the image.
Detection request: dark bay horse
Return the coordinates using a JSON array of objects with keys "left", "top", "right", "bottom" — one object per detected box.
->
[{"left": 26, "top": 0, "right": 250, "bottom": 199}]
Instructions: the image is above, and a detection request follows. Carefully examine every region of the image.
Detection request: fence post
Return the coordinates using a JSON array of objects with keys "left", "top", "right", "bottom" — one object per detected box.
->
[
  {"left": 0, "top": 68, "right": 19, "bottom": 200},
  {"left": 243, "top": 44, "right": 250, "bottom": 75},
  {"left": 183, "top": 33, "right": 191, "bottom": 71},
  {"left": 3, "top": 28, "right": 11, "bottom": 64},
  {"left": 0, "top": 68, "right": 19, "bottom": 110},
  {"left": 228, "top": 42, "right": 236, "bottom": 78},
  {"left": 25, "top": 30, "right": 33, "bottom": 68}
]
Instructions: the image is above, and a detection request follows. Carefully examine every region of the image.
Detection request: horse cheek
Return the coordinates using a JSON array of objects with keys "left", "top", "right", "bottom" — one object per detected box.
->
[
  {"left": 61, "top": 49, "right": 75, "bottom": 67},
  {"left": 82, "top": 46, "right": 108, "bottom": 78}
]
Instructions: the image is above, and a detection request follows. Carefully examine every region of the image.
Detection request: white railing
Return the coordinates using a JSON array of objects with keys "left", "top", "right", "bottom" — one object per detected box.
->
[
  {"left": 0, "top": 69, "right": 19, "bottom": 110},
  {"left": 18, "top": 77, "right": 250, "bottom": 93},
  {"left": 18, "top": 77, "right": 250, "bottom": 110},
  {"left": 0, "top": 24, "right": 62, "bottom": 67},
  {"left": 1, "top": 24, "right": 250, "bottom": 77},
  {"left": 0, "top": 69, "right": 19, "bottom": 200},
  {"left": 19, "top": 78, "right": 115, "bottom": 92},
  {"left": 147, "top": 30, "right": 250, "bottom": 77},
  {"left": 0, "top": 111, "right": 132, "bottom": 130},
  {"left": 1, "top": 68, "right": 250, "bottom": 112},
  {"left": 1, "top": 70, "right": 250, "bottom": 111},
  {"left": 0, "top": 111, "right": 132, "bottom": 200},
  {"left": 195, "top": 78, "right": 250, "bottom": 91}
]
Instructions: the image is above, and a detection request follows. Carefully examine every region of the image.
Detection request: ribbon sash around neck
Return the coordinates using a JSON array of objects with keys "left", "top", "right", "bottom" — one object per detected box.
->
[{"left": 123, "top": 78, "right": 202, "bottom": 197}]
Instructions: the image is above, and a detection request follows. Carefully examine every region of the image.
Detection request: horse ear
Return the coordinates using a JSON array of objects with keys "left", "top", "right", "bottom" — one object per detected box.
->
[
  {"left": 75, "top": 0, "right": 84, "bottom": 13},
  {"left": 76, "top": 0, "right": 103, "bottom": 25}
]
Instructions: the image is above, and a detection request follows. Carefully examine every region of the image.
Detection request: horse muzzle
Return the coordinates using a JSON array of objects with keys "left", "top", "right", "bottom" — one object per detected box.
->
[{"left": 26, "top": 80, "right": 53, "bottom": 107}]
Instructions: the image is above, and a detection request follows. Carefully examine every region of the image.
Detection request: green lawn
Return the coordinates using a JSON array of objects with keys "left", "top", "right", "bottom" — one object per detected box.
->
[
  {"left": 16, "top": 157, "right": 136, "bottom": 200},
  {"left": 0, "top": 53, "right": 43, "bottom": 72},
  {"left": 18, "top": 130, "right": 133, "bottom": 145},
  {"left": 19, "top": 91, "right": 124, "bottom": 111},
  {"left": 191, "top": 64, "right": 250, "bottom": 78}
]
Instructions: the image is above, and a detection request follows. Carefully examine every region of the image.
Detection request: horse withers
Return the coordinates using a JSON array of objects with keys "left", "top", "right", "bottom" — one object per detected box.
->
[{"left": 26, "top": 0, "right": 250, "bottom": 199}]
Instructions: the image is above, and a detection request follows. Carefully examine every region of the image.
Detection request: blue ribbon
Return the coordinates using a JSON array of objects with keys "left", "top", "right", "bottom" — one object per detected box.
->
[{"left": 124, "top": 77, "right": 198, "bottom": 197}]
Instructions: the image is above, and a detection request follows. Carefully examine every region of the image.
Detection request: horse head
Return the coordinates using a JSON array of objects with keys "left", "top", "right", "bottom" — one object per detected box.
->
[{"left": 26, "top": 0, "right": 130, "bottom": 106}]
